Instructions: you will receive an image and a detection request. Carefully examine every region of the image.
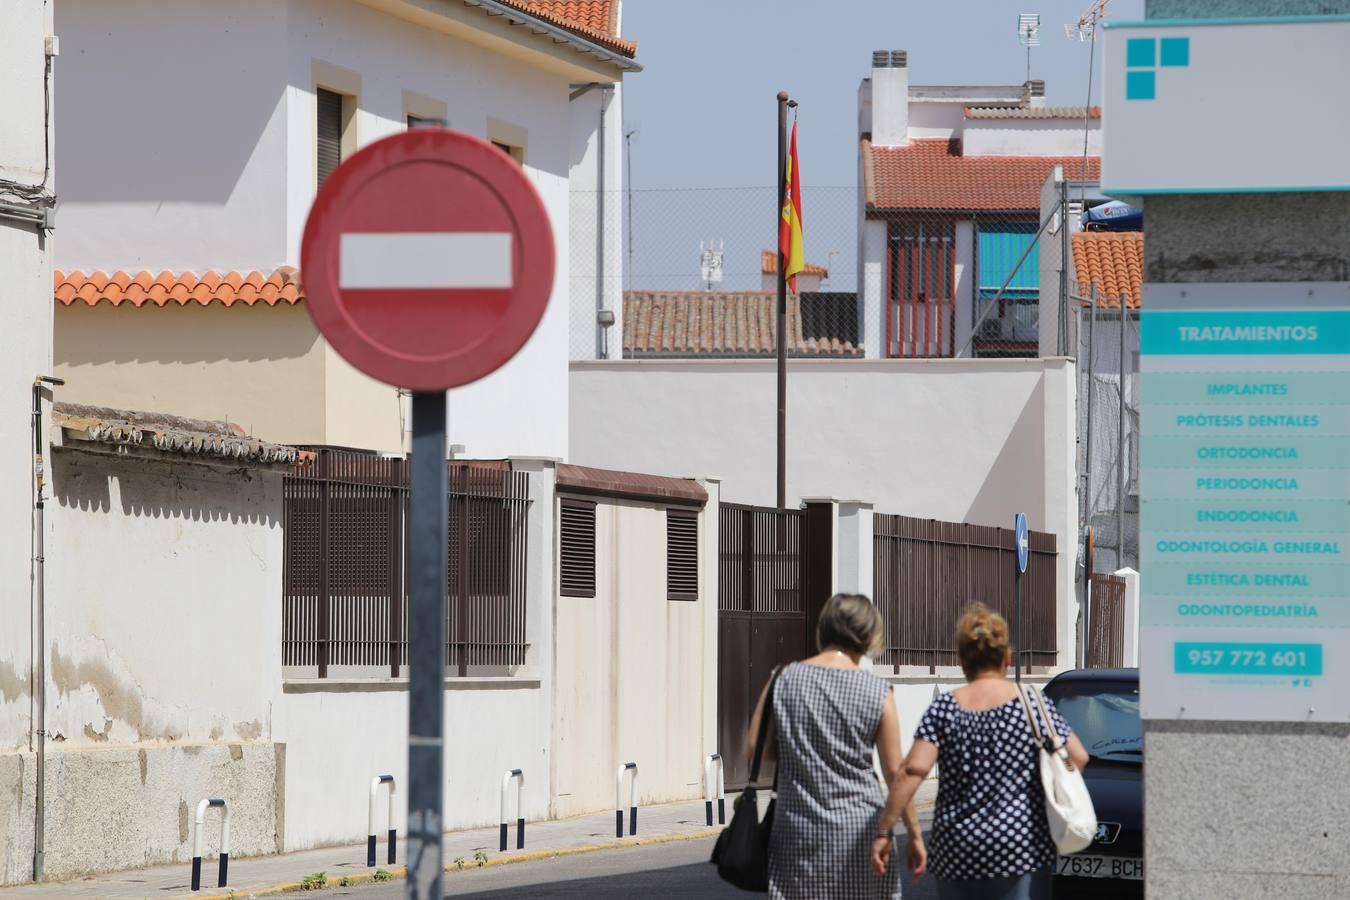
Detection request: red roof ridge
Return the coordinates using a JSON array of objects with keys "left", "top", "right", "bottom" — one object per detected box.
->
[
  {"left": 495, "top": 0, "right": 637, "bottom": 57},
  {"left": 55, "top": 268, "right": 304, "bottom": 308}
]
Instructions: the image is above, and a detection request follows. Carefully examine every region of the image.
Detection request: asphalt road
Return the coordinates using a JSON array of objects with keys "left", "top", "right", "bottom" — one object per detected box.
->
[{"left": 330, "top": 835, "right": 941, "bottom": 899}]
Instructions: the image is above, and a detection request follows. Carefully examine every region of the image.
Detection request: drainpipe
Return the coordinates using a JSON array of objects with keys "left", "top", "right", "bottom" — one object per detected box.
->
[
  {"left": 595, "top": 85, "right": 612, "bottom": 358},
  {"left": 31, "top": 374, "right": 63, "bottom": 883},
  {"left": 570, "top": 82, "right": 614, "bottom": 359}
]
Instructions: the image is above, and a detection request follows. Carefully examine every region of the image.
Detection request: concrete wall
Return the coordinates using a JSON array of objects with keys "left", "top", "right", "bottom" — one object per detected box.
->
[
  {"left": 552, "top": 495, "right": 715, "bottom": 818},
  {"left": 0, "top": 743, "right": 283, "bottom": 885},
  {"left": 0, "top": 0, "right": 56, "bottom": 887},
  {"left": 569, "top": 357, "right": 1080, "bottom": 667},
  {"left": 1139, "top": 4, "right": 1350, "bottom": 898},
  {"left": 963, "top": 119, "right": 1101, "bottom": 157},
  {"left": 0, "top": 449, "right": 286, "bottom": 885},
  {"left": 52, "top": 0, "right": 604, "bottom": 460}
]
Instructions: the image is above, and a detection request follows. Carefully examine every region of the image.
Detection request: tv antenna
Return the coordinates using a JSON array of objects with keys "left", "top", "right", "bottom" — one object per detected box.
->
[
  {"left": 1017, "top": 13, "right": 1041, "bottom": 82},
  {"left": 699, "top": 240, "right": 724, "bottom": 292}
]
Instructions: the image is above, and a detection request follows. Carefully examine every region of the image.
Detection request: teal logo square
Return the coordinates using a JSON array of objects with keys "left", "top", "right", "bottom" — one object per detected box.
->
[
  {"left": 1160, "top": 37, "right": 1190, "bottom": 66},
  {"left": 1126, "top": 70, "right": 1156, "bottom": 100},
  {"left": 1127, "top": 38, "right": 1156, "bottom": 67}
]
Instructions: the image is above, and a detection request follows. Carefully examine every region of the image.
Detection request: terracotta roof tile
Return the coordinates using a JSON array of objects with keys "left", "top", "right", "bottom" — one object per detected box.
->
[
  {"left": 557, "top": 464, "right": 707, "bottom": 506},
  {"left": 864, "top": 138, "right": 1101, "bottom": 211},
  {"left": 54, "top": 268, "right": 303, "bottom": 308},
  {"left": 1072, "top": 231, "right": 1143, "bottom": 309},
  {"left": 623, "top": 291, "right": 862, "bottom": 358},
  {"left": 54, "top": 402, "right": 301, "bottom": 466},
  {"left": 760, "top": 250, "right": 829, "bottom": 277},
  {"left": 495, "top": 0, "right": 636, "bottom": 57}
]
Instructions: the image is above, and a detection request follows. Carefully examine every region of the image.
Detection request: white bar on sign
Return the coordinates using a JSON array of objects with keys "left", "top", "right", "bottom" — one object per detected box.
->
[{"left": 339, "top": 232, "right": 514, "bottom": 290}]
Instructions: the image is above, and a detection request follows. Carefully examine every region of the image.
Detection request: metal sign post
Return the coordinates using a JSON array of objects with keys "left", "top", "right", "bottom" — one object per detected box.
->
[
  {"left": 300, "top": 128, "right": 554, "bottom": 900},
  {"left": 406, "top": 392, "right": 448, "bottom": 894},
  {"left": 1014, "top": 511, "right": 1029, "bottom": 683}
]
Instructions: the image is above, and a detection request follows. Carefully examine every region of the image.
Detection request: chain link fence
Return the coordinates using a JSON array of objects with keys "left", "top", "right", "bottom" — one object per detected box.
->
[
  {"left": 1078, "top": 296, "right": 1140, "bottom": 576},
  {"left": 568, "top": 185, "right": 1072, "bottom": 361}
]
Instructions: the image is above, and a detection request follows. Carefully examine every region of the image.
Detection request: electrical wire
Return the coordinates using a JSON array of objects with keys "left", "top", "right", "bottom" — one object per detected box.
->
[{"left": 2, "top": 14, "right": 55, "bottom": 207}]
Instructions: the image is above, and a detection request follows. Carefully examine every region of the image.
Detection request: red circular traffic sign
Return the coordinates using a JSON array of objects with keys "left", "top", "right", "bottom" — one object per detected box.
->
[{"left": 301, "top": 128, "right": 555, "bottom": 391}]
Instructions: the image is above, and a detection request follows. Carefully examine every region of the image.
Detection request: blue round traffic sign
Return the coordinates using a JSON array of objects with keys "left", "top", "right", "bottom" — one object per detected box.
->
[{"left": 1014, "top": 512, "right": 1029, "bottom": 574}]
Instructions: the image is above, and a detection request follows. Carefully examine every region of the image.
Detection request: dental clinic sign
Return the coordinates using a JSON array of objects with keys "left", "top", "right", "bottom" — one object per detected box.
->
[
  {"left": 1140, "top": 283, "right": 1350, "bottom": 722},
  {"left": 1102, "top": 16, "right": 1350, "bottom": 195}
]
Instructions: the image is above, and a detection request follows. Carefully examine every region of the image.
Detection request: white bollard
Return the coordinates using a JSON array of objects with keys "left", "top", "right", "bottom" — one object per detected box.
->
[
  {"left": 499, "top": 769, "right": 525, "bottom": 852},
  {"left": 615, "top": 762, "right": 638, "bottom": 837},
  {"left": 367, "top": 774, "right": 397, "bottom": 867},
  {"left": 190, "top": 798, "right": 230, "bottom": 892},
  {"left": 704, "top": 753, "right": 726, "bottom": 826}
]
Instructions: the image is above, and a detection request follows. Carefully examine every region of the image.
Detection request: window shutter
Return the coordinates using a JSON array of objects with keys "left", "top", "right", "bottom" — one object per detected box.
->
[
  {"left": 559, "top": 499, "right": 596, "bottom": 598},
  {"left": 317, "top": 88, "right": 343, "bottom": 185},
  {"left": 666, "top": 508, "right": 699, "bottom": 601}
]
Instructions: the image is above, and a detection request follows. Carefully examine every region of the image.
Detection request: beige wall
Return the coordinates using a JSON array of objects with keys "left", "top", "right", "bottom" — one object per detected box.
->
[
  {"left": 553, "top": 497, "right": 709, "bottom": 819},
  {"left": 55, "top": 305, "right": 403, "bottom": 451}
]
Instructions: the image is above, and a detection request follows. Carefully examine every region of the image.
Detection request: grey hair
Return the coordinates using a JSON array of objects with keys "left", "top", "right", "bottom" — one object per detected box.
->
[{"left": 816, "top": 593, "right": 885, "bottom": 656}]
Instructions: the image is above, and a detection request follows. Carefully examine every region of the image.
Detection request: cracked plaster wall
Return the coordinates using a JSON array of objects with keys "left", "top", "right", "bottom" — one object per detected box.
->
[
  {"left": 0, "top": 743, "right": 283, "bottom": 885},
  {"left": 0, "top": 451, "right": 286, "bottom": 885},
  {"left": 43, "top": 450, "right": 284, "bottom": 748}
]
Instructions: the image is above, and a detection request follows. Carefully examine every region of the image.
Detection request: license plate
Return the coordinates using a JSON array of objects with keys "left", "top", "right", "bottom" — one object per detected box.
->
[{"left": 1055, "top": 854, "right": 1143, "bottom": 880}]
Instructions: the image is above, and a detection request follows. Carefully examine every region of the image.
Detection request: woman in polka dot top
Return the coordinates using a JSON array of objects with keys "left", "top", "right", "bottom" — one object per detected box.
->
[{"left": 883, "top": 604, "right": 1089, "bottom": 900}]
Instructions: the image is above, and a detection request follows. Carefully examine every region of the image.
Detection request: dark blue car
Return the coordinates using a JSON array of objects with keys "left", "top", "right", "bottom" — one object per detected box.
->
[{"left": 1043, "top": 669, "right": 1142, "bottom": 899}]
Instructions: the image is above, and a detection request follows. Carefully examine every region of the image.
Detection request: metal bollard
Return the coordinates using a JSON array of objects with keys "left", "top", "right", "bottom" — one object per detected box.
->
[
  {"left": 367, "top": 774, "right": 397, "bottom": 867},
  {"left": 704, "top": 754, "right": 726, "bottom": 826},
  {"left": 615, "top": 762, "right": 638, "bottom": 838},
  {"left": 499, "top": 769, "right": 525, "bottom": 852},
  {"left": 190, "top": 798, "right": 231, "bottom": 892}
]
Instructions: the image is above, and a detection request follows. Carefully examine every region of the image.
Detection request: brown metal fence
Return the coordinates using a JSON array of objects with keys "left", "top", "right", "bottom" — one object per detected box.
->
[
  {"left": 718, "top": 503, "right": 804, "bottom": 613},
  {"left": 873, "top": 514, "right": 1057, "bottom": 670},
  {"left": 1086, "top": 574, "right": 1126, "bottom": 668},
  {"left": 283, "top": 449, "right": 530, "bottom": 677}
]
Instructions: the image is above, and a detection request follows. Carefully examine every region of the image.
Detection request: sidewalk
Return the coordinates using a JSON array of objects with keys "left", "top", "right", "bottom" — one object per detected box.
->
[{"left": 9, "top": 782, "right": 937, "bottom": 899}]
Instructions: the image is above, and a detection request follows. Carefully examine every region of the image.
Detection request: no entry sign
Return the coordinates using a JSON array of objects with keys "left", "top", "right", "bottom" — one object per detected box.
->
[{"left": 301, "top": 128, "right": 555, "bottom": 391}]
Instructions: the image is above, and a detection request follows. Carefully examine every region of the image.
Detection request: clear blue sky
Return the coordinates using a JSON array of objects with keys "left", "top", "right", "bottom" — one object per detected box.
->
[{"left": 621, "top": 0, "right": 1143, "bottom": 190}]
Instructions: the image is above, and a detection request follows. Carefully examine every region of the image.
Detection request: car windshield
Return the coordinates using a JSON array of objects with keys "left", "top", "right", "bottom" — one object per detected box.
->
[{"left": 1049, "top": 680, "right": 1142, "bottom": 762}]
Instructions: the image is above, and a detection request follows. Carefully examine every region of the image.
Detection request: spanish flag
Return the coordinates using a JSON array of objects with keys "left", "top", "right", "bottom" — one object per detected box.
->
[{"left": 779, "top": 118, "right": 804, "bottom": 291}]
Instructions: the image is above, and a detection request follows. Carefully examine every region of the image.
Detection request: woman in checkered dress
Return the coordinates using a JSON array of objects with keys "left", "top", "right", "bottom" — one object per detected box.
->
[{"left": 748, "top": 594, "right": 927, "bottom": 899}]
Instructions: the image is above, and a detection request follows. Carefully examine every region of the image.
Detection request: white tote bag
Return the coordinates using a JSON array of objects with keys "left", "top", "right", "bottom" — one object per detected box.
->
[{"left": 1018, "top": 686, "right": 1097, "bottom": 855}]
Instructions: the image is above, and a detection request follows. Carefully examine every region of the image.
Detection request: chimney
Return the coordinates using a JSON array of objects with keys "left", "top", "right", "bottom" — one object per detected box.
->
[
  {"left": 1024, "top": 79, "right": 1046, "bottom": 108},
  {"left": 871, "top": 49, "right": 909, "bottom": 146}
]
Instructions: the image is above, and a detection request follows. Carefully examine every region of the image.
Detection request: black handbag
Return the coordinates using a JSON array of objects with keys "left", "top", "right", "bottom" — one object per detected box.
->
[{"left": 710, "top": 666, "right": 783, "bottom": 892}]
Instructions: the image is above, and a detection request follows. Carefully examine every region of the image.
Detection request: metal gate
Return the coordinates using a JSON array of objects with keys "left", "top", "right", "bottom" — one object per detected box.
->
[
  {"left": 717, "top": 502, "right": 830, "bottom": 787},
  {"left": 1087, "top": 574, "right": 1126, "bottom": 668}
]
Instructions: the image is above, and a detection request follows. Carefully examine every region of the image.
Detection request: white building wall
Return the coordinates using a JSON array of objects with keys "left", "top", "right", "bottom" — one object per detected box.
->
[
  {"left": 953, "top": 221, "right": 975, "bottom": 356},
  {"left": 54, "top": 0, "right": 291, "bottom": 272},
  {"left": 963, "top": 119, "right": 1102, "bottom": 157},
  {"left": 553, "top": 496, "right": 710, "bottom": 818},
  {"left": 861, "top": 219, "right": 886, "bottom": 358},
  {"left": 570, "top": 358, "right": 1080, "bottom": 665},
  {"left": 55, "top": 0, "right": 594, "bottom": 461},
  {"left": 0, "top": 0, "right": 56, "bottom": 885},
  {"left": 0, "top": 0, "right": 54, "bottom": 748}
]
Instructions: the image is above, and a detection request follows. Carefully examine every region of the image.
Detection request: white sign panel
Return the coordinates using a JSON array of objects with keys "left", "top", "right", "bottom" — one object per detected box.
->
[
  {"left": 1140, "top": 283, "right": 1350, "bottom": 722},
  {"left": 1102, "top": 17, "right": 1350, "bottom": 195}
]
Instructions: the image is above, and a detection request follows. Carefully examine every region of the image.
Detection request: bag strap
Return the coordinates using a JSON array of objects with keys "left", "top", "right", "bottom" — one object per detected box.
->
[
  {"left": 1031, "top": 688, "right": 1065, "bottom": 750},
  {"left": 1016, "top": 685, "right": 1051, "bottom": 752},
  {"left": 749, "top": 665, "right": 784, "bottom": 786}
]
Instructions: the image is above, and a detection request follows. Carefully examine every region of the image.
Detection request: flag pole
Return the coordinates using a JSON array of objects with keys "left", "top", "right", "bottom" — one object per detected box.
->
[{"left": 776, "top": 91, "right": 790, "bottom": 513}]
